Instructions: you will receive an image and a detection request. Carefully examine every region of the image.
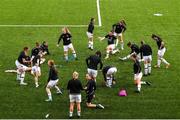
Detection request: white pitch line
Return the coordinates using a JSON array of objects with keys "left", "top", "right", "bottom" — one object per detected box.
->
[
  {"left": 96, "top": 0, "right": 102, "bottom": 27},
  {"left": 0, "top": 24, "right": 100, "bottom": 28}
]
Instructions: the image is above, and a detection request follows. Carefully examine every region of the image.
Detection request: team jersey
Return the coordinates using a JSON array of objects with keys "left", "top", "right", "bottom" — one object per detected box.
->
[
  {"left": 86, "top": 55, "right": 103, "bottom": 70},
  {"left": 102, "top": 66, "right": 111, "bottom": 74},
  {"left": 105, "top": 34, "right": 117, "bottom": 45},
  {"left": 48, "top": 66, "right": 58, "bottom": 81},
  {"left": 31, "top": 47, "right": 41, "bottom": 57},
  {"left": 18, "top": 51, "right": 28, "bottom": 65},
  {"left": 140, "top": 44, "right": 152, "bottom": 57},
  {"left": 156, "top": 38, "right": 164, "bottom": 50},
  {"left": 40, "top": 44, "right": 49, "bottom": 54},
  {"left": 87, "top": 22, "right": 94, "bottom": 33},
  {"left": 67, "top": 79, "right": 84, "bottom": 94},
  {"left": 112, "top": 23, "right": 126, "bottom": 34},
  {"left": 130, "top": 44, "right": 140, "bottom": 54},
  {"left": 58, "top": 33, "right": 72, "bottom": 45},
  {"left": 86, "top": 79, "right": 96, "bottom": 95},
  {"left": 32, "top": 55, "right": 41, "bottom": 66},
  {"left": 133, "top": 60, "right": 142, "bottom": 74}
]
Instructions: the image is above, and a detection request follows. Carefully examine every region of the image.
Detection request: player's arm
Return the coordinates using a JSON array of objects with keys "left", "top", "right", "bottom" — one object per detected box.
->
[
  {"left": 98, "top": 37, "right": 105, "bottom": 41},
  {"left": 99, "top": 59, "right": 103, "bottom": 70},
  {"left": 112, "top": 24, "right": 116, "bottom": 32},
  {"left": 86, "top": 57, "right": 90, "bottom": 67},
  {"left": 140, "top": 46, "right": 143, "bottom": 59},
  {"left": 122, "top": 25, "right": 126, "bottom": 32},
  {"left": 160, "top": 41, "right": 165, "bottom": 49}
]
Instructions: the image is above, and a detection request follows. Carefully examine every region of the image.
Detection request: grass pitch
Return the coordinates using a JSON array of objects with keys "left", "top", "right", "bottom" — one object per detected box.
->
[{"left": 0, "top": 0, "right": 180, "bottom": 119}]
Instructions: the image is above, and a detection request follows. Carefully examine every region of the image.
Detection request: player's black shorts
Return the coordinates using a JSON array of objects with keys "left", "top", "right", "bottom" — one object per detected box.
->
[{"left": 86, "top": 94, "right": 94, "bottom": 103}]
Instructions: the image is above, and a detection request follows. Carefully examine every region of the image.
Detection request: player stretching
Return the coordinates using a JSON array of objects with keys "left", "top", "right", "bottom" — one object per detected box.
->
[
  {"left": 86, "top": 51, "right": 103, "bottom": 82},
  {"left": 31, "top": 53, "right": 41, "bottom": 88},
  {"left": 15, "top": 47, "right": 32, "bottom": 85},
  {"left": 45, "top": 60, "right": 62, "bottom": 102},
  {"left": 102, "top": 66, "right": 117, "bottom": 88},
  {"left": 67, "top": 71, "right": 84, "bottom": 118},
  {"left": 87, "top": 18, "right": 95, "bottom": 50},
  {"left": 57, "top": 27, "right": 77, "bottom": 62},
  {"left": 140, "top": 41, "right": 152, "bottom": 76},
  {"left": 99, "top": 31, "right": 120, "bottom": 59},
  {"left": 151, "top": 34, "right": 170, "bottom": 68},
  {"left": 112, "top": 19, "right": 126, "bottom": 50},
  {"left": 131, "top": 54, "right": 151, "bottom": 93},
  {"left": 84, "top": 74, "right": 104, "bottom": 109},
  {"left": 119, "top": 42, "right": 141, "bottom": 61}
]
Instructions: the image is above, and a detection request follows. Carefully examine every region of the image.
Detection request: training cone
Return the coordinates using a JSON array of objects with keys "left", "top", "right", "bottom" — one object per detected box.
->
[{"left": 118, "top": 89, "right": 127, "bottom": 96}]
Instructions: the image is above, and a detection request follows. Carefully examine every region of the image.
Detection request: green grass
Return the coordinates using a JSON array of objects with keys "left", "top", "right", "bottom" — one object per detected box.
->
[{"left": 0, "top": 0, "right": 180, "bottom": 119}]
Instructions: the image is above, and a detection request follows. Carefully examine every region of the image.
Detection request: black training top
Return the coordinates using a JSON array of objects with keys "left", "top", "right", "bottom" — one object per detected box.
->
[
  {"left": 102, "top": 66, "right": 111, "bottom": 74},
  {"left": 86, "top": 55, "right": 103, "bottom": 70},
  {"left": 105, "top": 34, "right": 117, "bottom": 45},
  {"left": 156, "top": 38, "right": 164, "bottom": 50},
  {"left": 48, "top": 66, "right": 58, "bottom": 81},
  {"left": 67, "top": 79, "right": 84, "bottom": 94},
  {"left": 32, "top": 55, "right": 41, "bottom": 66},
  {"left": 133, "top": 60, "right": 141, "bottom": 74},
  {"left": 113, "top": 23, "right": 126, "bottom": 34},
  {"left": 58, "top": 33, "right": 72, "bottom": 45},
  {"left": 140, "top": 44, "right": 152, "bottom": 57},
  {"left": 130, "top": 44, "right": 140, "bottom": 54},
  {"left": 86, "top": 79, "right": 96, "bottom": 95},
  {"left": 18, "top": 51, "right": 28, "bottom": 65},
  {"left": 87, "top": 22, "right": 94, "bottom": 33},
  {"left": 31, "top": 47, "right": 40, "bottom": 57}
]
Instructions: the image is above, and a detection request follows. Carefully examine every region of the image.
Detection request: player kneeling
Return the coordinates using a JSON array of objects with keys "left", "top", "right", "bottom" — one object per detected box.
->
[
  {"left": 102, "top": 66, "right": 117, "bottom": 88},
  {"left": 99, "top": 31, "right": 120, "bottom": 59},
  {"left": 45, "top": 60, "right": 62, "bottom": 102},
  {"left": 31, "top": 54, "right": 41, "bottom": 88},
  {"left": 131, "top": 54, "right": 151, "bottom": 93},
  {"left": 84, "top": 74, "right": 104, "bottom": 109},
  {"left": 140, "top": 41, "right": 152, "bottom": 76}
]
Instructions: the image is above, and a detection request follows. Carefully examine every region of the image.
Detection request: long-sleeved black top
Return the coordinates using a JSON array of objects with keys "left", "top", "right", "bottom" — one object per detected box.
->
[
  {"left": 133, "top": 60, "right": 141, "bottom": 74},
  {"left": 86, "top": 55, "right": 103, "bottom": 70},
  {"left": 140, "top": 44, "right": 152, "bottom": 58},
  {"left": 86, "top": 79, "right": 96, "bottom": 95},
  {"left": 67, "top": 79, "right": 84, "bottom": 94},
  {"left": 58, "top": 33, "right": 72, "bottom": 45},
  {"left": 48, "top": 66, "right": 58, "bottom": 81}
]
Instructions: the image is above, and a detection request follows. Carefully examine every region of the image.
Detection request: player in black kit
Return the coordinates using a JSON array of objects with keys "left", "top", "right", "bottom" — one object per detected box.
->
[
  {"left": 99, "top": 31, "right": 120, "bottom": 59},
  {"left": 57, "top": 27, "right": 77, "bottom": 62},
  {"left": 140, "top": 41, "right": 152, "bottom": 76},
  {"left": 84, "top": 74, "right": 104, "bottom": 109},
  {"left": 87, "top": 18, "right": 95, "bottom": 50},
  {"left": 151, "top": 34, "right": 170, "bottom": 68},
  {"left": 86, "top": 51, "right": 103, "bottom": 81},
  {"left": 131, "top": 54, "right": 151, "bottom": 93},
  {"left": 112, "top": 19, "right": 126, "bottom": 50},
  {"left": 119, "top": 42, "right": 141, "bottom": 61}
]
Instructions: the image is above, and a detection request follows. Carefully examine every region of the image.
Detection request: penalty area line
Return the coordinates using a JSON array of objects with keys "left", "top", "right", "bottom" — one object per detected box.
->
[
  {"left": 0, "top": 24, "right": 101, "bottom": 28},
  {"left": 96, "top": 0, "right": 102, "bottom": 27}
]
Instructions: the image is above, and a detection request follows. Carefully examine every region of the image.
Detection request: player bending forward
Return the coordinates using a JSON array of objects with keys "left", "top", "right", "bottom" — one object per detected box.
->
[
  {"left": 84, "top": 74, "right": 104, "bottom": 109},
  {"left": 45, "top": 60, "right": 62, "bottom": 102},
  {"left": 67, "top": 71, "right": 84, "bottom": 119},
  {"left": 86, "top": 51, "right": 103, "bottom": 82},
  {"left": 151, "top": 34, "right": 170, "bottom": 68},
  {"left": 31, "top": 53, "right": 41, "bottom": 88},
  {"left": 140, "top": 41, "right": 152, "bottom": 76},
  {"left": 87, "top": 18, "right": 95, "bottom": 50},
  {"left": 57, "top": 27, "right": 77, "bottom": 62},
  {"left": 102, "top": 66, "right": 117, "bottom": 88},
  {"left": 99, "top": 31, "right": 120, "bottom": 59},
  {"left": 131, "top": 54, "right": 151, "bottom": 93},
  {"left": 119, "top": 42, "right": 141, "bottom": 61},
  {"left": 112, "top": 19, "right": 126, "bottom": 50},
  {"left": 15, "top": 47, "right": 32, "bottom": 85}
]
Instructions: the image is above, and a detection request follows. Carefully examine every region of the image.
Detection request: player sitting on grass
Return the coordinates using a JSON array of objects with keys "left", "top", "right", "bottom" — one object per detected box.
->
[
  {"left": 86, "top": 51, "right": 103, "bottom": 82},
  {"left": 131, "top": 54, "right": 151, "bottom": 93},
  {"left": 99, "top": 31, "right": 120, "bottom": 59},
  {"left": 112, "top": 19, "right": 127, "bottom": 50},
  {"left": 57, "top": 27, "right": 77, "bottom": 62},
  {"left": 84, "top": 74, "right": 104, "bottom": 109},
  {"left": 102, "top": 66, "right": 117, "bottom": 88},
  {"left": 45, "top": 60, "right": 62, "bottom": 102},
  {"left": 140, "top": 41, "right": 152, "bottom": 76},
  {"left": 67, "top": 71, "right": 84, "bottom": 119},
  {"left": 31, "top": 53, "right": 41, "bottom": 88},
  {"left": 40, "top": 41, "right": 50, "bottom": 55},
  {"left": 87, "top": 18, "right": 95, "bottom": 50},
  {"left": 119, "top": 42, "right": 141, "bottom": 61},
  {"left": 151, "top": 34, "right": 170, "bottom": 68}
]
